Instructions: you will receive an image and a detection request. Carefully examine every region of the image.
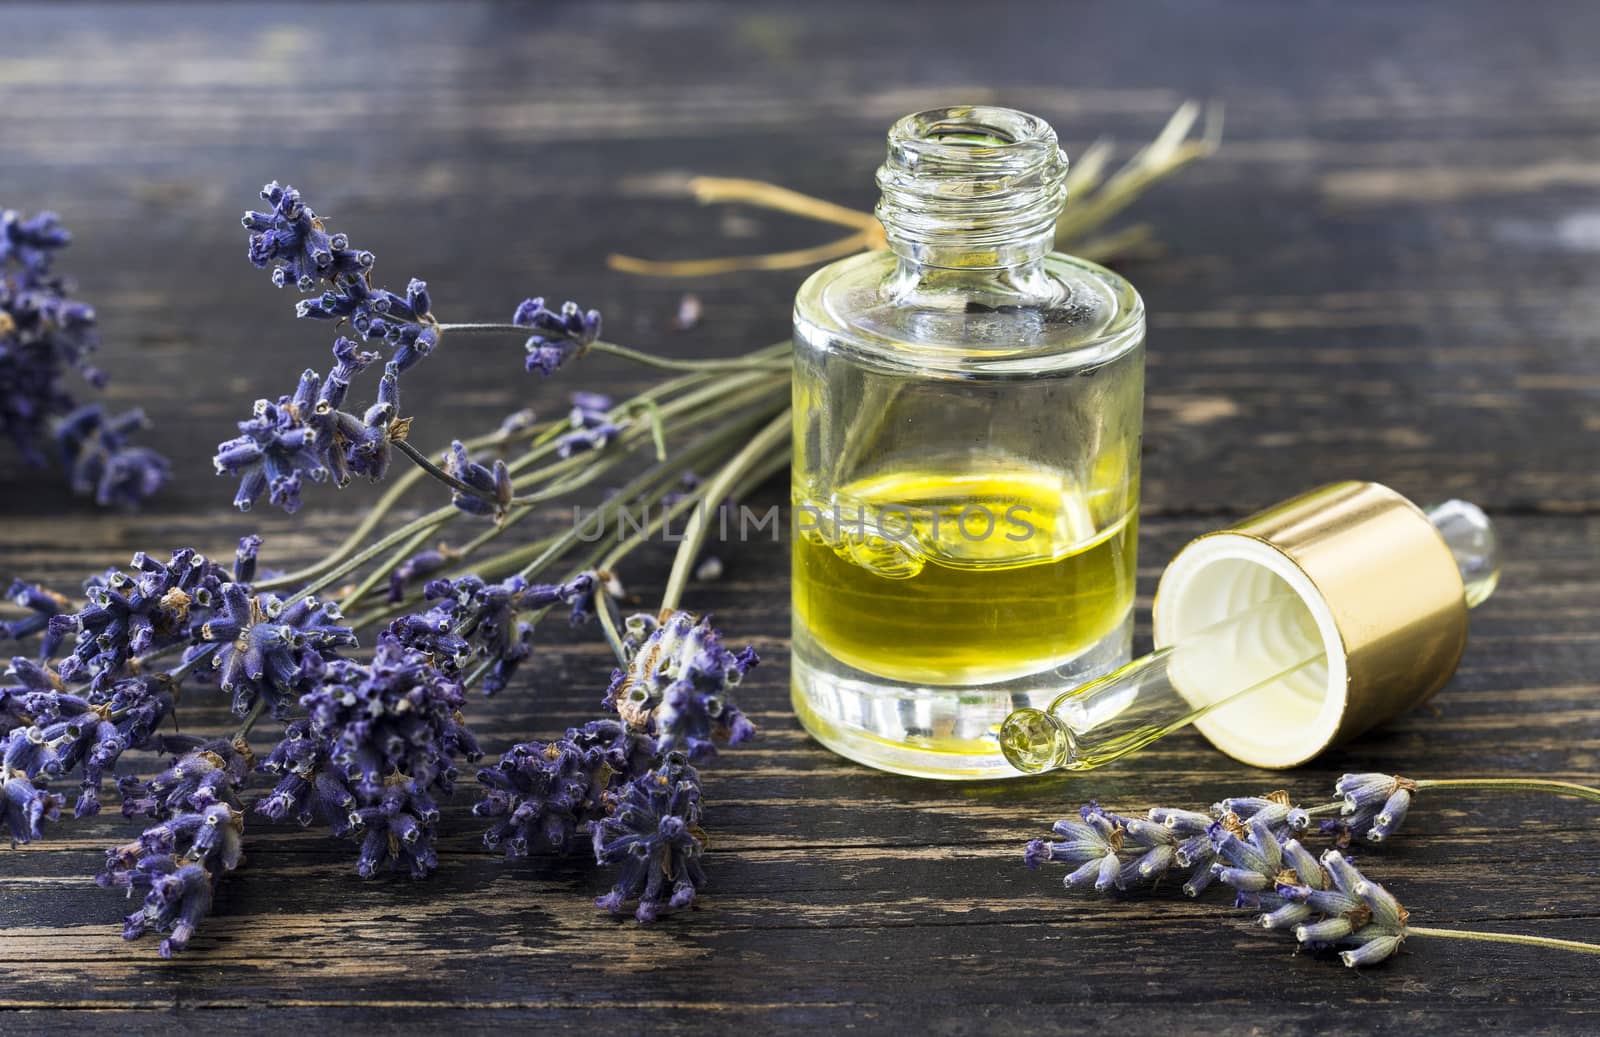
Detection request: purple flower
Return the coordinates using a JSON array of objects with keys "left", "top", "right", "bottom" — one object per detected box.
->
[
  {"left": 214, "top": 351, "right": 407, "bottom": 513},
  {"left": 196, "top": 584, "right": 356, "bottom": 718},
  {"left": 243, "top": 182, "right": 373, "bottom": 291},
  {"left": 398, "top": 572, "right": 596, "bottom": 694},
  {"left": 1, "top": 208, "right": 72, "bottom": 273},
  {"left": 555, "top": 391, "right": 620, "bottom": 458},
  {"left": 445, "top": 441, "right": 512, "bottom": 520},
  {"left": 256, "top": 720, "right": 347, "bottom": 830},
  {"left": 387, "top": 547, "right": 454, "bottom": 604},
  {"left": 55, "top": 404, "right": 169, "bottom": 508},
  {"left": 299, "top": 278, "right": 439, "bottom": 373},
  {"left": 1024, "top": 804, "right": 1136, "bottom": 892},
  {"left": 1, "top": 772, "right": 61, "bottom": 845},
  {"left": 99, "top": 800, "right": 243, "bottom": 958},
  {"left": 287, "top": 633, "right": 481, "bottom": 878},
  {"left": 232, "top": 535, "right": 263, "bottom": 585},
  {"left": 0, "top": 668, "right": 175, "bottom": 817},
  {"left": 1, "top": 579, "right": 71, "bottom": 647},
  {"left": 244, "top": 183, "right": 438, "bottom": 370},
  {"left": 514, "top": 297, "right": 601, "bottom": 376},
  {"left": 119, "top": 735, "right": 251, "bottom": 820},
  {"left": 603, "top": 611, "right": 757, "bottom": 761},
  {"left": 212, "top": 374, "right": 328, "bottom": 513},
  {"left": 98, "top": 735, "right": 249, "bottom": 957},
  {"left": 475, "top": 736, "right": 611, "bottom": 858},
  {"left": 1287, "top": 851, "right": 1409, "bottom": 967},
  {"left": 1, "top": 207, "right": 167, "bottom": 502},
  {"left": 50, "top": 548, "right": 228, "bottom": 691},
  {"left": 567, "top": 716, "right": 656, "bottom": 781},
  {"left": 1327, "top": 772, "right": 1417, "bottom": 844},
  {"left": 592, "top": 754, "right": 706, "bottom": 923},
  {"left": 353, "top": 777, "right": 442, "bottom": 879}
]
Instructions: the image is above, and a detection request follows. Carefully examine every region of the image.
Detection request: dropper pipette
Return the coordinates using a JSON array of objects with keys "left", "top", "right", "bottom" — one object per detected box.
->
[{"left": 998, "top": 499, "right": 1498, "bottom": 774}]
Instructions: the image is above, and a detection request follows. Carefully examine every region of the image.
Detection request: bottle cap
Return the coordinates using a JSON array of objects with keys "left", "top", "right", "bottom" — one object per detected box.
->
[{"left": 1151, "top": 481, "right": 1488, "bottom": 768}]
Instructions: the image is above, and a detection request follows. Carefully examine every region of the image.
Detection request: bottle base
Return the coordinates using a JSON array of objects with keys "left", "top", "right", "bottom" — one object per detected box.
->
[{"left": 790, "top": 615, "right": 1132, "bottom": 780}]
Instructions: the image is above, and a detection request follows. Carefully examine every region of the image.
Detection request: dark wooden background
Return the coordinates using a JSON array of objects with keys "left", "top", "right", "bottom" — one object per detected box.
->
[{"left": 2, "top": 2, "right": 1597, "bottom": 1034}]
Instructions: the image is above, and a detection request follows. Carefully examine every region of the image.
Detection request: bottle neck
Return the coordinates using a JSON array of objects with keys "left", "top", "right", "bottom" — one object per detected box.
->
[{"left": 875, "top": 106, "right": 1068, "bottom": 275}]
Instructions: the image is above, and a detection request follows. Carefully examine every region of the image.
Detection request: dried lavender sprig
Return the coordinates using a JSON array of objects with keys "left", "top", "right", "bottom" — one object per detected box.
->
[
  {"left": 591, "top": 753, "right": 707, "bottom": 923},
  {"left": 1024, "top": 773, "right": 1600, "bottom": 967},
  {"left": 234, "top": 182, "right": 779, "bottom": 517},
  {"left": 100, "top": 735, "right": 251, "bottom": 957},
  {"left": 1, "top": 207, "right": 167, "bottom": 506}
]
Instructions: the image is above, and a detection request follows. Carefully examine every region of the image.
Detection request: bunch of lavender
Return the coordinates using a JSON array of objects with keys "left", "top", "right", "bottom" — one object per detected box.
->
[
  {"left": 0, "top": 179, "right": 792, "bottom": 955},
  {"left": 0, "top": 207, "right": 168, "bottom": 506},
  {"left": 1023, "top": 773, "right": 1600, "bottom": 967}
]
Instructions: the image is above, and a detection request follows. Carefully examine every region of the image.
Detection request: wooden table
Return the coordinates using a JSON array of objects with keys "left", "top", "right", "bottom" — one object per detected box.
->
[{"left": 2, "top": 2, "right": 1596, "bottom": 1033}]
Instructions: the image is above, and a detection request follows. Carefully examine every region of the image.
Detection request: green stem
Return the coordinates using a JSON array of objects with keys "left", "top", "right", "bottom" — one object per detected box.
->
[
  {"left": 1408, "top": 926, "right": 1600, "bottom": 956},
  {"left": 1413, "top": 778, "right": 1600, "bottom": 804},
  {"left": 587, "top": 339, "right": 790, "bottom": 374},
  {"left": 659, "top": 408, "right": 791, "bottom": 615},
  {"left": 253, "top": 344, "right": 789, "bottom": 595},
  {"left": 512, "top": 412, "right": 773, "bottom": 584},
  {"left": 254, "top": 420, "right": 550, "bottom": 593},
  {"left": 339, "top": 523, "right": 439, "bottom": 612},
  {"left": 594, "top": 591, "right": 629, "bottom": 666},
  {"left": 436, "top": 324, "right": 791, "bottom": 374},
  {"left": 232, "top": 697, "right": 267, "bottom": 741}
]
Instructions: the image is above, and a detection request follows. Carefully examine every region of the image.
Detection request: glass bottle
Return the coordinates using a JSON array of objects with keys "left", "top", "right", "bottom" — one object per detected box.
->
[{"left": 790, "top": 106, "right": 1146, "bottom": 779}]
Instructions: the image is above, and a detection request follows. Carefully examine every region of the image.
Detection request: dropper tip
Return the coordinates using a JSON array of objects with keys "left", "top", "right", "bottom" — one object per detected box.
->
[
  {"left": 1424, "top": 498, "right": 1500, "bottom": 608},
  {"left": 998, "top": 707, "right": 1074, "bottom": 774}
]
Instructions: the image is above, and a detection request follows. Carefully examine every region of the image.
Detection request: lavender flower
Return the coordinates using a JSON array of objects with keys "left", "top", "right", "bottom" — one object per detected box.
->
[
  {"left": 119, "top": 735, "right": 252, "bottom": 820},
  {"left": 1, "top": 208, "right": 72, "bottom": 272},
  {"left": 244, "top": 183, "right": 440, "bottom": 373},
  {"left": 445, "top": 441, "right": 512, "bottom": 520},
  {"left": 1, "top": 579, "right": 71, "bottom": 648},
  {"left": 474, "top": 735, "right": 612, "bottom": 857},
  {"left": 255, "top": 719, "right": 357, "bottom": 834},
  {"left": 387, "top": 546, "right": 455, "bottom": 603},
  {"left": 1025, "top": 779, "right": 1427, "bottom": 968},
  {"left": 286, "top": 633, "right": 481, "bottom": 878},
  {"left": 567, "top": 716, "right": 656, "bottom": 781},
  {"left": 1216, "top": 841, "right": 1410, "bottom": 967},
  {"left": 0, "top": 668, "right": 175, "bottom": 817},
  {"left": 514, "top": 297, "right": 601, "bottom": 376},
  {"left": 242, "top": 181, "right": 373, "bottom": 291},
  {"left": 1, "top": 207, "right": 167, "bottom": 502},
  {"left": 1328, "top": 772, "right": 1417, "bottom": 844},
  {"left": 2, "top": 772, "right": 61, "bottom": 845},
  {"left": 603, "top": 611, "right": 757, "bottom": 761},
  {"left": 300, "top": 278, "right": 440, "bottom": 373},
  {"left": 1024, "top": 794, "right": 1313, "bottom": 899},
  {"left": 55, "top": 404, "right": 169, "bottom": 509},
  {"left": 556, "top": 391, "right": 620, "bottom": 458},
  {"left": 196, "top": 584, "right": 356, "bottom": 718},
  {"left": 1023, "top": 803, "right": 1141, "bottom": 892},
  {"left": 99, "top": 736, "right": 250, "bottom": 957},
  {"left": 592, "top": 753, "right": 706, "bottom": 922},
  {"left": 399, "top": 572, "right": 596, "bottom": 694},
  {"left": 212, "top": 374, "right": 327, "bottom": 512},
  {"left": 50, "top": 548, "right": 228, "bottom": 691}
]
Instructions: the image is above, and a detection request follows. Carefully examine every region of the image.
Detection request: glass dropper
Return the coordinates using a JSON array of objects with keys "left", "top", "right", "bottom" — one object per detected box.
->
[{"left": 998, "top": 499, "right": 1499, "bottom": 774}]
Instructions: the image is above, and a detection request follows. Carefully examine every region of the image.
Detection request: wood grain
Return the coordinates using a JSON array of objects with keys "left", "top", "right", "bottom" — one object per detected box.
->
[{"left": 1, "top": 2, "right": 1597, "bottom": 1034}]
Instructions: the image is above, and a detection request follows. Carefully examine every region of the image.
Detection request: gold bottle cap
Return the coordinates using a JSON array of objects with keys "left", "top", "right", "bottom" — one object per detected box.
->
[{"left": 1151, "top": 481, "right": 1491, "bottom": 769}]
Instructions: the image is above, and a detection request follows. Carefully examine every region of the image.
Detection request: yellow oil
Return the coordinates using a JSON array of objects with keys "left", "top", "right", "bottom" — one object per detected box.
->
[{"left": 793, "top": 465, "right": 1137, "bottom": 686}]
